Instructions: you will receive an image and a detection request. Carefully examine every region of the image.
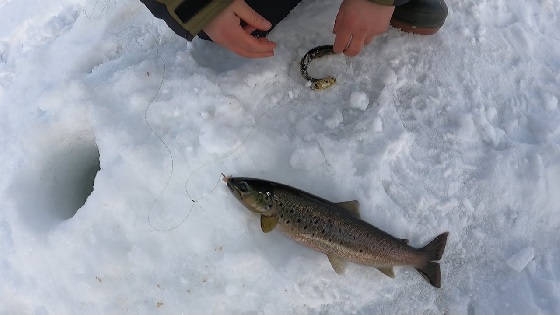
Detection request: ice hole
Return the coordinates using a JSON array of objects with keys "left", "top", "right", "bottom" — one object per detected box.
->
[{"left": 10, "top": 131, "right": 100, "bottom": 231}]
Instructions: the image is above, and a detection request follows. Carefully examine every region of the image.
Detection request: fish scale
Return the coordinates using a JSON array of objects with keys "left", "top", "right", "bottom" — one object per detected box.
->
[{"left": 226, "top": 177, "right": 449, "bottom": 288}]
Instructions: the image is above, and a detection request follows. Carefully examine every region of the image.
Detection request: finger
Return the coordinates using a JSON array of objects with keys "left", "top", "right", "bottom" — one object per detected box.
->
[
  {"left": 256, "top": 36, "right": 276, "bottom": 47},
  {"left": 257, "top": 37, "right": 273, "bottom": 44},
  {"left": 233, "top": 27, "right": 276, "bottom": 53},
  {"left": 345, "top": 31, "right": 366, "bottom": 57},
  {"left": 333, "top": 11, "right": 343, "bottom": 34},
  {"left": 243, "top": 24, "right": 256, "bottom": 34},
  {"left": 235, "top": 1, "right": 272, "bottom": 31},
  {"left": 230, "top": 45, "right": 274, "bottom": 58},
  {"left": 333, "top": 30, "right": 351, "bottom": 53}
]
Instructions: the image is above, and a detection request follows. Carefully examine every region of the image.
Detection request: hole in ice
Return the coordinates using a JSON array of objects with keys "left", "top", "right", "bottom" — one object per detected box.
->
[{"left": 10, "top": 130, "right": 100, "bottom": 231}]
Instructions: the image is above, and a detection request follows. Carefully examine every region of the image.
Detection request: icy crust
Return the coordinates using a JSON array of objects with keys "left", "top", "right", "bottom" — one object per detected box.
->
[{"left": 1, "top": 0, "right": 560, "bottom": 314}]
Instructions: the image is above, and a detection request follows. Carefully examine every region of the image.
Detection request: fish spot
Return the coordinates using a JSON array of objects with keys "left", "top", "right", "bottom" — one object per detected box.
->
[
  {"left": 322, "top": 229, "right": 325, "bottom": 234},
  {"left": 297, "top": 219, "right": 301, "bottom": 223},
  {"left": 304, "top": 226, "right": 307, "bottom": 230},
  {"left": 290, "top": 210, "right": 294, "bottom": 213},
  {"left": 359, "top": 250, "right": 363, "bottom": 253},
  {"left": 280, "top": 214, "right": 283, "bottom": 218},
  {"left": 286, "top": 220, "right": 290, "bottom": 224},
  {"left": 338, "top": 228, "right": 341, "bottom": 233}
]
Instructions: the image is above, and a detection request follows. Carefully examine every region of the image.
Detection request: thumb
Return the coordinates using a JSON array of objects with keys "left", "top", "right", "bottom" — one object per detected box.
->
[{"left": 234, "top": 0, "right": 272, "bottom": 31}]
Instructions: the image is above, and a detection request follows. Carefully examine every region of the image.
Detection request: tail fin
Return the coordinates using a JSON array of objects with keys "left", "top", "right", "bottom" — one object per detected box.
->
[
  {"left": 416, "top": 262, "right": 441, "bottom": 288},
  {"left": 415, "top": 232, "right": 449, "bottom": 288},
  {"left": 422, "top": 232, "right": 449, "bottom": 261}
]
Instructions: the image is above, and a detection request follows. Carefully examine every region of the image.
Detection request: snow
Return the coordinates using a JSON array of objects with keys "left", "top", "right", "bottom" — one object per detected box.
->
[
  {"left": 507, "top": 247, "right": 535, "bottom": 272},
  {"left": 349, "top": 91, "right": 369, "bottom": 110},
  {"left": 1, "top": 0, "right": 560, "bottom": 314}
]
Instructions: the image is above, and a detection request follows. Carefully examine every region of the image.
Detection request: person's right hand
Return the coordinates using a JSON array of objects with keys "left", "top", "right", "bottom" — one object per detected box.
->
[{"left": 202, "top": 0, "right": 276, "bottom": 58}]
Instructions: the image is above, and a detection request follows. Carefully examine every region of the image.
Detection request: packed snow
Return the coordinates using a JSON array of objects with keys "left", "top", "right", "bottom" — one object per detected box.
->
[{"left": 1, "top": 0, "right": 560, "bottom": 314}]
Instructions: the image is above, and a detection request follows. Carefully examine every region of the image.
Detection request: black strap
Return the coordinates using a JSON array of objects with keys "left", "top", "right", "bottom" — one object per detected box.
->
[
  {"left": 139, "top": 0, "right": 194, "bottom": 41},
  {"left": 174, "top": 0, "right": 208, "bottom": 23}
]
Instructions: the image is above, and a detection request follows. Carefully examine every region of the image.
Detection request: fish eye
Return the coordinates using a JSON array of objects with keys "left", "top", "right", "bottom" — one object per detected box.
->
[{"left": 238, "top": 181, "right": 249, "bottom": 193}]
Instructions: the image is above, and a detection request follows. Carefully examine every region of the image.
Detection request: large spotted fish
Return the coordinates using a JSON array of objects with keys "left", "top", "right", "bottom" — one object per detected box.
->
[{"left": 225, "top": 176, "right": 449, "bottom": 288}]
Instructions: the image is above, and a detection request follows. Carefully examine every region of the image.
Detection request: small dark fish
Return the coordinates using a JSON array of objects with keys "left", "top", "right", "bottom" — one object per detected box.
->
[
  {"left": 300, "top": 45, "right": 337, "bottom": 90},
  {"left": 225, "top": 176, "right": 449, "bottom": 288}
]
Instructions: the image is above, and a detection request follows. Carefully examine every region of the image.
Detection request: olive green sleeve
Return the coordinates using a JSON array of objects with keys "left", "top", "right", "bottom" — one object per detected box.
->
[{"left": 182, "top": 0, "right": 233, "bottom": 35}]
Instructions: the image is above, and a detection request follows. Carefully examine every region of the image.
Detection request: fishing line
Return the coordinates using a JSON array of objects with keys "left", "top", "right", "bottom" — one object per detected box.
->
[
  {"left": 141, "top": 28, "right": 181, "bottom": 232},
  {"left": 144, "top": 36, "right": 256, "bottom": 232},
  {"left": 144, "top": 45, "right": 326, "bottom": 231},
  {"left": 147, "top": 100, "right": 277, "bottom": 232},
  {"left": 180, "top": 54, "right": 351, "bottom": 212},
  {"left": 315, "top": 139, "right": 334, "bottom": 175},
  {"left": 180, "top": 90, "right": 286, "bottom": 222}
]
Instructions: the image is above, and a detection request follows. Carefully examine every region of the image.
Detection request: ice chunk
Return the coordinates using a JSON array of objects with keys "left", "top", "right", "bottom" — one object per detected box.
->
[{"left": 349, "top": 91, "right": 369, "bottom": 111}]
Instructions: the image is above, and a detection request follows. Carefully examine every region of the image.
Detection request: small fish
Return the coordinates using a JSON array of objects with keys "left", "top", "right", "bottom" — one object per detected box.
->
[
  {"left": 300, "top": 45, "right": 337, "bottom": 90},
  {"left": 225, "top": 176, "right": 449, "bottom": 288}
]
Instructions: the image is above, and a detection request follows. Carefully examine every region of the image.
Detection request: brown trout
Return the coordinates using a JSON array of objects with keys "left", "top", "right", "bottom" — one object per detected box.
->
[{"left": 225, "top": 176, "right": 449, "bottom": 288}]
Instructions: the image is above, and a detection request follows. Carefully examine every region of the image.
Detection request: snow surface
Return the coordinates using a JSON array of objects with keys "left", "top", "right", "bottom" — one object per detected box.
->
[{"left": 1, "top": 0, "right": 560, "bottom": 314}]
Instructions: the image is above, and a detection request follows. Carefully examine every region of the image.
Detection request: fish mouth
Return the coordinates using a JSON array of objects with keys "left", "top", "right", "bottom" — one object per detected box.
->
[
  {"left": 221, "top": 173, "right": 230, "bottom": 182},
  {"left": 223, "top": 174, "right": 241, "bottom": 198},
  {"left": 222, "top": 173, "right": 233, "bottom": 190}
]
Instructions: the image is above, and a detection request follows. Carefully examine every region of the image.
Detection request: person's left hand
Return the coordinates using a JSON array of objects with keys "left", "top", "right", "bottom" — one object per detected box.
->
[{"left": 333, "top": 0, "right": 395, "bottom": 56}]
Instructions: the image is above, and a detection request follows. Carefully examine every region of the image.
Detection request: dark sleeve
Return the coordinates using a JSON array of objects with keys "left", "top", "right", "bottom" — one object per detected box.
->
[
  {"left": 139, "top": 0, "right": 195, "bottom": 41},
  {"left": 139, "top": 0, "right": 233, "bottom": 41}
]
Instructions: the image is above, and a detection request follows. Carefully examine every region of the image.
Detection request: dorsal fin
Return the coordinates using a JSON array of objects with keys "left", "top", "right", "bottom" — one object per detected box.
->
[
  {"left": 260, "top": 215, "right": 278, "bottom": 233},
  {"left": 335, "top": 200, "right": 360, "bottom": 218}
]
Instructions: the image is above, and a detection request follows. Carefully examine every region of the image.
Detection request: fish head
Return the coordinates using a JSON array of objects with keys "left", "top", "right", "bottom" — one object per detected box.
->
[
  {"left": 225, "top": 177, "right": 275, "bottom": 215},
  {"left": 311, "top": 77, "right": 336, "bottom": 90}
]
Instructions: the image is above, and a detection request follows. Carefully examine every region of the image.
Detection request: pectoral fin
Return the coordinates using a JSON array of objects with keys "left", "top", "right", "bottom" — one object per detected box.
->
[
  {"left": 260, "top": 215, "right": 278, "bottom": 233},
  {"left": 376, "top": 267, "right": 395, "bottom": 278},
  {"left": 335, "top": 200, "right": 360, "bottom": 218},
  {"left": 327, "top": 255, "right": 347, "bottom": 274}
]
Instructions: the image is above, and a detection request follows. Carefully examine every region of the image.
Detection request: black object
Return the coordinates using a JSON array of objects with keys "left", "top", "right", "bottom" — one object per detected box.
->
[
  {"left": 391, "top": 0, "right": 448, "bottom": 34},
  {"left": 139, "top": 0, "right": 195, "bottom": 40},
  {"left": 174, "top": 0, "right": 209, "bottom": 23}
]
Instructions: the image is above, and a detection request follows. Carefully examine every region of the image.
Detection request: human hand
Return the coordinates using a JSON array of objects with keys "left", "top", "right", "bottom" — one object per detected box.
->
[
  {"left": 333, "top": 0, "right": 395, "bottom": 56},
  {"left": 202, "top": 0, "right": 276, "bottom": 58}
]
